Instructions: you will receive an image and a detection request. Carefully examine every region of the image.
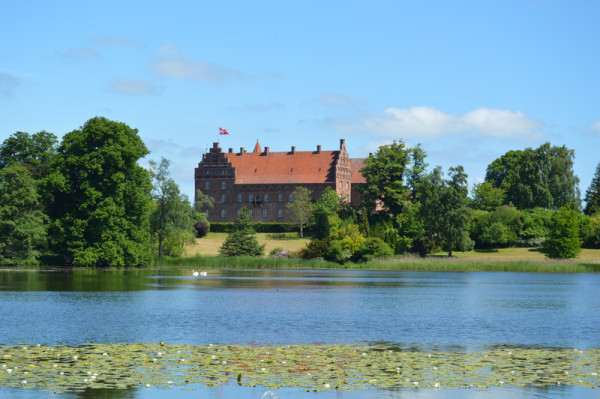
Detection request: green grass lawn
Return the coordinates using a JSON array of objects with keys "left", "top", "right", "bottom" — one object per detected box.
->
[
  {"left": 180, "top": 233, "right": 600, "bottom": 272},
  {"left": 184, "top": 232, "right": 310, "bottom": 256}
]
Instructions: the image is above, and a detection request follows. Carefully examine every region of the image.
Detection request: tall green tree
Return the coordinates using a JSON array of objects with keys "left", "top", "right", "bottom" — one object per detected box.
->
[
  {"left": 0, "top": 131, "right": 58, "bottom": 174},
  {"left": 219, "top": 207, "right": 265, "bottom": 256},
  {"left": 357, "top": 140, "right": 413, "bottom": 216},
  {"left": 485, "top": 143, "right": 580, "bottom": 210},
  {"left": 46, "top": 117, "right": 152, "bottom": 267},
  {"left": 584, "top": 162, "right": 600, "bottom": 216},
  {"left": 0, "top": 164, "right": 48, "bottom": 263},
  {"left": 543, "top": 205, "right": 582, "bottom": 259},
  {"left": 420, "top": 166, "right": 472, "bottom": 256},
  {"left": 149, "top": 158, "right": 196, "bottom": 258},
  {"left": 286, "top": 186, "right": 314, "bottom": 238}
]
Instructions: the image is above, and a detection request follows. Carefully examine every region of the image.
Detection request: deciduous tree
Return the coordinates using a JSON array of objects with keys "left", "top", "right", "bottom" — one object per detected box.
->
[
  {"left": 46, "top": 117, "right": 152, "bottom": 267},
  {"left": 0, "top": 164, "right": 48, "bottom": 263},
  {"left": 150, "top": 158, "right": 196, "bottom": 258},
  {"left": 286, "top": 186, "right": 313, "bottom": 238}
]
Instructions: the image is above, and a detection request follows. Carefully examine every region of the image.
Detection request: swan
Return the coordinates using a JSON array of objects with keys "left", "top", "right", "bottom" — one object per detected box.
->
[{"left": 192, "top": 270, "right": 199, "bottom": 276}]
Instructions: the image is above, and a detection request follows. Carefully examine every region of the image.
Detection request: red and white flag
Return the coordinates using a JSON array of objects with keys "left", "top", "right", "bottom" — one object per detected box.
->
[{"left": 219, "top": 127, "right": 229, "bottom": 135}]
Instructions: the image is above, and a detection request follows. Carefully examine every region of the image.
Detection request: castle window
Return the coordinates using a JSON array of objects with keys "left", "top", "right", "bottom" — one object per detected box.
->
[
  {"left": 277, "top": 209, "right": 283, "bottom": 218},
  {"left": 220, "top": 209, "right": 226, "bottom": 218},
  {"left": 339, "top": 181, "right": 343, "bottom": 189},
  {"left": 249, "top": 209, "right": 254, "bottom": 218},
  {"left": 206, "top": 209, "right": 210, "bottom": 218},
  {"left": 221, "top": 170, "right": 225, "bottom": 175},
  {"left": 205, "top": 181, "right": 210, "bottom": 189},
  {"left": 289, "top": 194, "right": 293, "bottom": 202},
  {"left": 221, "top": 194, "right": 226, "bottom": 203},
  {"left": 221, "top": 181, "right": 227, "bottom": 189},
  {"left": 238, "top": 193, "right": 242, "bottom": 202},
  {"left": 262, "top": 209, "right": 268, "bottom": 218},
  {"left": 346, "top": 182, "right": 349, "bottom": 189},
  {"left": 264, "top": 194, "right": 270, "bottom": 203},
  {"left": 278, "top": 194, "right": 283, "bottom": 202},
  {"left": 249, "top": 194, "right": 254, "bottom": 203},
  {"left": 237, "top": 209, "right": 241, "bottom": 217}
]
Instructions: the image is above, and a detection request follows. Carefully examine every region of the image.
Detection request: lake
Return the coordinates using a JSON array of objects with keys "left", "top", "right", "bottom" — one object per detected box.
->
[{"left": 1, "top": 269, "right": 599, "bottom": 398}]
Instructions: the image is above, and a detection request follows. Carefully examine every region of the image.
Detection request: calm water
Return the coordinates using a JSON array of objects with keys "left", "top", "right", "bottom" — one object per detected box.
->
[{"left": 1, "top": 269, "right": 600, "bottom": 398}]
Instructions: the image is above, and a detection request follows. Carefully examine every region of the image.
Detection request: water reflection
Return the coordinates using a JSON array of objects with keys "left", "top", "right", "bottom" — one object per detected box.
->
[{"left": 0, "top": 269, "right": 599, "bottom": 350}]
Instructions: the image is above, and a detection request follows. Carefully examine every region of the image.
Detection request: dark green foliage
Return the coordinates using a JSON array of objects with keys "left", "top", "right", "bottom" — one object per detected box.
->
[
  {"left": 0, "top": 131, "right": 58, "bottom": 175},
  {"left": 584, "top": 162, "right": 600, "bottom": 216},
  {"left": 0, "top": 164, "right": 48, "bottom": 263},
  {"left": 358, "top": 208, "right": 370, "bottom": 237},
  {"left": 219, "top": 207, "right": 265, "bottom": 257},
  {"left": 352, "top": 237, "right": 394, "bottom": 262},
  {"left": 302, "top": 238, "right": 330, "bottom": 259},
  {"left": 543, "top": 205, "right": 582, "bottom": 259},
  {"left": 210, "top": 222, "right": 295, "bottom": 233},
  {"left": 485, "top": 143, "right": 580, "bottom": 210},
  {"left": 469, "top": 206, "right": 522, "bottom": 249},
  {"left": 194, "top": 215, "right": 210, "bottom": 238},
  {"left": 46, "top": 117, "right": 152, "bottom": 267},
  {"left": 325, "top": 240, "right": 351, "bottom": 264},
  {"left": 518, "top": 207, "right": 553, "bottom": 247},
  {"left": 314, "top": 209, "right": 331, "bottom": 239},
  {"left": 581, "top": 214, "right": 600, "bottom": 249},
  {"left": 420, "top": 166, "right": 472, "bottom": 256},
  {"left": 357, "top": 140, "right": 412, "bottom": 215}
]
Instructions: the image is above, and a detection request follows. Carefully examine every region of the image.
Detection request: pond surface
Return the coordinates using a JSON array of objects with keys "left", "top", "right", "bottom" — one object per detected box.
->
[{"left": 1, "top": 269, "right": 599, "bottom": 398}]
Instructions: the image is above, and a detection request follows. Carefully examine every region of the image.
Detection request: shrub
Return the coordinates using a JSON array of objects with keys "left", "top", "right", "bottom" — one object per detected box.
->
[
  {"left": 302, "top": 238, "right": 330, "bottom": 259},
  {"left": 269, "top": 247, "right": 284, "bottom": 256},
  {"left": 543, "top": 206, "right": 582, "bottom": 259},
  {"left": 353, "top": 237, "right": 394, "bottom": 262}
]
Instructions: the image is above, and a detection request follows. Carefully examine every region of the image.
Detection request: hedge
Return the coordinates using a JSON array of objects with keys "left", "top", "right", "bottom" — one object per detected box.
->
[{"left": 210, "top": 222, "right": 298, "bottom": 233}]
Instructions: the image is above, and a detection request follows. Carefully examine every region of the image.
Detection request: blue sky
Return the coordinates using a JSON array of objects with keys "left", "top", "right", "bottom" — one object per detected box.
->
[{"left": 2, "top": 0, "right": 599, "bottom": 202}]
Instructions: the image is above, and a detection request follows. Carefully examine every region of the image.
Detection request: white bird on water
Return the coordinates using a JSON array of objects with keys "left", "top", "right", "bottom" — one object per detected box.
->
[{"left": 192, "top": 270, "right": 207, "bottom": 277}]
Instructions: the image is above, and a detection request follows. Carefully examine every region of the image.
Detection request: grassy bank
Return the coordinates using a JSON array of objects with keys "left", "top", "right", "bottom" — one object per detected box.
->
[{"left": 154, "top": 234, "right": 600, "bottom": 272}]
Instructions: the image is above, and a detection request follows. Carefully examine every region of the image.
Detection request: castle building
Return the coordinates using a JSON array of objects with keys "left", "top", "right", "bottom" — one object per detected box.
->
[{"left": 195, "top": 139, "right": 366, "bottom": 222}]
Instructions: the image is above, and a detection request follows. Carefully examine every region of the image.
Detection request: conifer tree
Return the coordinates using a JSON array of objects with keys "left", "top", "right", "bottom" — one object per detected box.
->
[{"left": 584, "top": 162, "right": 600, "bottom": 215}]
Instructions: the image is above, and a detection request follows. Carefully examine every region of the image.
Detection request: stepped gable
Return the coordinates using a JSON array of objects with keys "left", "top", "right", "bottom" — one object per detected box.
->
[{"left": 224, "top": 144, "right": 338, "bottom": 184}]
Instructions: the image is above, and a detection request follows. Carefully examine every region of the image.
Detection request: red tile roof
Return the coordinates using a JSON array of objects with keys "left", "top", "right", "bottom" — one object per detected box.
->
[
  {"left": 350, "top": 158, "right": 367, "bottom": 183},
  {"left": 225, "top": 151, "right": 338, "bottom": 184}
]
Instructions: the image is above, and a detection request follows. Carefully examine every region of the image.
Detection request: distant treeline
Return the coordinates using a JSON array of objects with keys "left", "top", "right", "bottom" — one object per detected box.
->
[{"left": 1, "top": 117, "right": 599, "bottom": 266}]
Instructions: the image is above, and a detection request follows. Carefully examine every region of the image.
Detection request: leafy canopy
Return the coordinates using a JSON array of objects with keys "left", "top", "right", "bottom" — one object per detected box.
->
[{"left": 46, "top": 117, "right": 152, "bottom": 267}]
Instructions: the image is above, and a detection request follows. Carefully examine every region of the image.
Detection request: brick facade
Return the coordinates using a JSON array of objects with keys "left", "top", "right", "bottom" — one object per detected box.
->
[{"left": 195, "top": 139, "right": 366, "bottom": 222}]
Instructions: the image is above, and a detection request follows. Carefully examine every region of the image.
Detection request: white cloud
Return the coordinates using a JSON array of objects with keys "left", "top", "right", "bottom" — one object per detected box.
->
[
  {"left": 150, "top": 52, "right": 243, "bottom": 83},
  {"left": 109, "top": 77, "right": 158, "bottom": 96},
  {"left": 589, "top": 120, "right": 600, "bottom": 134},
  {"left": 361, "top": 106, "right": 542, "bottom": 139}
]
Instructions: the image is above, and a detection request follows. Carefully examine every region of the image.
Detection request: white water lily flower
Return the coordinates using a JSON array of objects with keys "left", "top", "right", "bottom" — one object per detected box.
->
[
  {"left": 146, "top": 384, "right": 151, "bottom": 389},
  {"left": 21, "top": 380, "right": 27, "bottom": 385},
  {"left": 324, "top": 383, "right": 331, "bottom": 388},
  {"left": 167, "top": 381, "right": 173, "bottom": 385},
  {"left": 73, "top": 355, "right": 78, "bottom": 360},
  {"left": 434, "top": 382, "right": 441, "bottom": 389}
]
